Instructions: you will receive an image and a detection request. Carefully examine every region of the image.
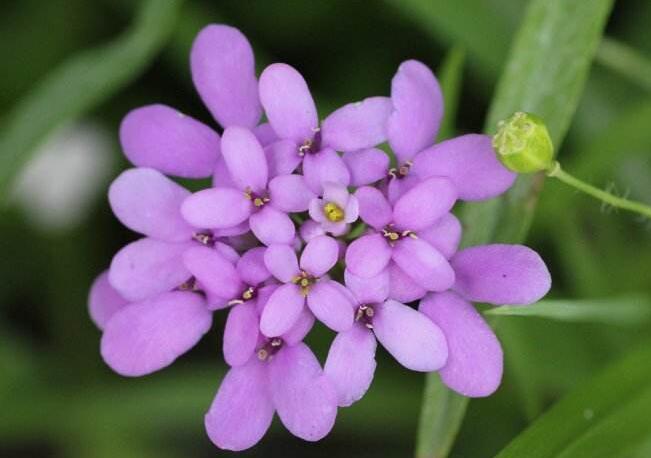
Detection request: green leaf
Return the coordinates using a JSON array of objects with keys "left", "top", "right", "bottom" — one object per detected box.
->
[
  {"left": 596, "top": 38, "right": 651, "bottom": 92},
  {"left": 485, "top": 295, "right": 651, "bottom": 326},
  {"left": 494, "top": 340, "right": 651, "bottom": 458},
  {"left": 437, "top": 46, "right": 466, "bottom": 140},
  {"left": 0, "top": 0, "right": 183, "bottom": 200}
]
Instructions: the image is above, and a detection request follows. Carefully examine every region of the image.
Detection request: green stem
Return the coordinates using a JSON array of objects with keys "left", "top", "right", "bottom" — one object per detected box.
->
[{"left": 547, "top": 161, "right": 651, "bottom": 219}]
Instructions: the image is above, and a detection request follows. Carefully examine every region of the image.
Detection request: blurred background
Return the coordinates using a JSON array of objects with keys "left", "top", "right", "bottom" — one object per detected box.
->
[{"left": 1, "top": 0, "right": 650, "bottom": 457}]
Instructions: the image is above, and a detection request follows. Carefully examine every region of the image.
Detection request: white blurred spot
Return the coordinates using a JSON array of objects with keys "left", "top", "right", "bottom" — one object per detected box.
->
[
  {"left": 11, "top": 122, "right": 115, "bottom": 232},
  {"left": 583, "top": 408, "right": 594, "bottom": 420}
]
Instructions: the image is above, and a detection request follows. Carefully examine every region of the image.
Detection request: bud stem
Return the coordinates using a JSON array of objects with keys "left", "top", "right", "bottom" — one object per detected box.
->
[{"left": 547, "top": 161, "right": 651, "bottom": 219}]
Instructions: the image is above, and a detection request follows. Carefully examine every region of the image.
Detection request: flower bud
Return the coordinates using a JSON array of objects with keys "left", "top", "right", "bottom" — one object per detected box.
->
[{"left": 492, "top": 112, "right": 554, "bottom": 173}]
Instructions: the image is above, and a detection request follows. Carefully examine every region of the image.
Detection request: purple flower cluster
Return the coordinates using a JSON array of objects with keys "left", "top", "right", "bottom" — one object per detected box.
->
[{"left": 88, "top": 24, "right": 551, "bottom": 451}]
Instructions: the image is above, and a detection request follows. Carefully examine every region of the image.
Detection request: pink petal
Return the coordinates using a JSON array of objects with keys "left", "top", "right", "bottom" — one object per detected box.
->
[
  {"left": 269, "top": 174, "right": 315, "bottom": 212},
  {"left": 254, "top": 122, "right": 279, "bottom": 146},
  {"left": 259, "top": 284, "right": 305, "bottom": 337},
  {"left": 321, "top": 97, "right": 392, "bottom": 152},
  {"left": 387, "top": 262, "right": 427, "bottom": 303},
  {"left": 264, "top": 244, "right": 299, "bottom": 282},
  {"left": 236, "top": 247, "right": 271, "bottom": 286},
  {"left": 88, "top": 271, "right": 129, "bottom": 330},
  {"left": 264, "top": 140, "right": 302, "bottom": 177},
  {"left": 249, "top": 206, "right": 295, "bottom": 246},
  {"left": 420, "top": 292, "right": 503, "bottom": 397},
  {"left": 343, "top": 148, "right": 390, "bottom": 186},
  {"left": 181, "top": 188, "right": 252, "bottom": 229},
  {"left": 190, "top": 25, "right": 261, "bottom": 129},
  {"left": 412, "top": 134, "right": 517, "bottom": 201},
  {"left": 223, "top": 302, "right": 260, "bottom": 367},
  {"left": 354, "top": 186, "right": 392, "bottom": 230},
  {"left": 392, "top": 177, "right": 457, "bottom": 231},
  {"left": 268, "top": 343, "right": 338, "bottom": 441},
  {"left": 101, "top": 292, "right": 211, "bottom": 376},
  {"left": 344, "top": 269, "right": 390, "bottom": 305},
  {"left": 373, "top": 299, "right": 447, "bottom": 371},
  {"left": 324, "top": 324, "right": 377, "bottom": 407},
  {"left": 259, "top": 63, "right": 318, "bottom": 143},
  {"left": 418, "top": 213, "right": 462, "bottom": 259},
  {"left": 183, "top": 245, "right": 243, "bottom": 298},
  {"left": 387, "top": 60, "right": 443, "bottom": 163},
  {"left": 307, "top": 280, "right": 355, "bottom": 332},
  {"left": 300, "top": 235, "right": 339, "bottom": 277},
  {"left": 302, "top": 148, "right": 351, "bottom": 195},
  {"left": 282, "top": 308, "right": 316, "bottom": 345},
  {"left": 221, "top": 126, "right": 268, "bottom": 193},
  {"left": 345, "top": 233, "right": 392, "bottom": 278},
  {"left": 109, "top": 238, "right": 192, "bottom": 302},
  {"left": 120, "top": 104, "right": 219, "bottom": 178},
  {"left": 451, "top": 244, "right": 551, "bottom": 305},
  {"left": 204, "top": 358, "right": 274, "bottom": 451},
  {"left": 109, "top": 168, "right": 194, "bottom": 242},
  {"left": 392, "top": 237, "right": 455, "bottom": 292}
]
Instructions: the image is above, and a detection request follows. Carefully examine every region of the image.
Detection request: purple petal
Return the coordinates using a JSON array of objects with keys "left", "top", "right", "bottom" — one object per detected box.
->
[
  {"left": 373, "top": 299, "right": 447, "bottom": 371},
  {"left": 387, "top": 173, "right": 419, "bottom": 204},
  {"left": 183, "top": 245, "right": 243, "bottom": 298},
  {"left": 324, "top": 324, "right": 377, "bottom": 407},
  {"left": 392, "top": 237, "right": 455, "bottom": 291},
  {"left": 221, "top": 126, "right": 268, "bottom": 193},
  {"left": 259, "top": 63, "right": 318, "bottom": 143},
  {"left": 321, "top": 97, "right": 392, "bottom": 152},
  {"left": 205, "top": 358, "right": 274, "bottom": 451},
  {"left": 387, "top": 262, "right": 427, "bottom": 303},
  {"left": 212, "top": 154, "right": 236, "bottom": 188},
  {"left": 299, "top": 219, "right": 326, "bottom": 242},
  {"left": 343, "top": 148, "right": 390, "bottom": 186},
  {"left": 264, "top": 140, "right": 302, "bottom": 177},
  {"left": 300, "top": 235, "right": 339, "bottom": 277},
  {"left": 224, "top": 302, "right": 260, "bottom": 367},
  {"left": 269, "top": 174, "right": 315, "bottom": 212},
  {"left": 213, "top": 222, "right": 250, "bottom": 238},
  {"left": 451, "top": 244, "right": 551, "bottom": 305},
  {"left": 254, "top": 284, "right": 279, "bottom": 315},
  {"left": 302, "top": 148, "right": 351, "bottom": 195},
  {"left": 345, "top": 233, "right": 392, "bottom": 278},
  {"left": 418, "top": 213, "right": 462, "bottom": 259},
  {"left": 282, "top": 308, "right": 316, "bottom": 345},
  {"left": 181, "top": 188, "right": 251, "bottom": 229},
  {"left": 344, "top": 269, "right": 389, "bottom": 305},
  {"left": 214, "top": 241, "right": 240, "bottom": 264},
  {"left": 237, "top": 247, "right": 271, "bottom": 286},
  {"left": 322, "top": 182, "right": 350, "bottom": 208},
  {"left": 264, "top": 244, "right": 299, "bottom": 282},
  {"left": 88, "top": 271, "right": 128, "bottom": 330},
  {"left": 109, "top": 168, "right": 194, "bottom": 242},
  {"left": 254, "top": 122, "right": 279, "bottom": 146},
  {"left": 268, "top": 343, "right": 338, "bottom": 441},
  {"left": 412, "top": 134, "right": 517, "bottom": 201},
  {"left": 387, "top": 60, "right": 443, "bottom": 163},
  {"left": 249, "top": 206, "right": 296, "bottom": 246},
  {"left": 307, "top": 280, "right": 354, "bottom": 332},
  {"left": 109, "top": 238, "right": 192, "bottom": 301},
  {"left": 101, "top": 291, "right": 211, "bottom": 376},
  {"left": 120, "top": 105, "right": 219, "bottom": 178},
  {"left": 190, "top": 25, "right": 261, "bottom": 129},
  {"left": 355, "top": 186, "right": 392, "bottom": 230},
  {"left": 393, "top": 177, "right": 457, "bottom": 231},
  {"left": 420, "top": 292, "right": 503, "bottom": 397},
  {"left": 260, "top": 284, "right": 305, "bottom": 337}
]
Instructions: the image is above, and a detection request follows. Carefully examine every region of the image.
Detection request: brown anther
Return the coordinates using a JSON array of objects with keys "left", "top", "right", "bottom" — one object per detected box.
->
[
  {"left": 355, "top": 304, "right": 375, "bottom": 329},
  {"left": 178, "top": 277, "right": 200, "bottom": 292},
  {"left": 270, "top": 338, "right": 283, "bottom": 347},
  {"left": 388, "top": 161, "right": 413, "bottom": 180},
  {"left": 257, "top": 349, "right": 269, "bottom": 361},
  {"left": 192, "top": 232, "right": 215, "bottom": 246}
]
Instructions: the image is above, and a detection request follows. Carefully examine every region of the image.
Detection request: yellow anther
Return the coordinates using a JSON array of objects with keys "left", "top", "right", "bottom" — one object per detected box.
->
[
  {"left": 242, "top": 288, "right": 254, "bottom": 300},
  {"left": 323, "top": 202, "right": 345, "bottom": 222},
  {"left": 300, "top": 278, "right": 310, "bottom": 287}
]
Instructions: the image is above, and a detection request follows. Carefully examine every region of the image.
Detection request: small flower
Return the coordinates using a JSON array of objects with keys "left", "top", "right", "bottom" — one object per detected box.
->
[
  {"left": 308, "top": 182, "right": 359, "bottom": 236},
  {"left": 261, "top": 235, "right": 355, "bottom": 335}
]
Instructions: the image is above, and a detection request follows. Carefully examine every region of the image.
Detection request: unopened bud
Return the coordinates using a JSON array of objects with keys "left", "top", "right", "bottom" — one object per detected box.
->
[{"left": 492, "top": 112, "right": 554, "bottom": 173}]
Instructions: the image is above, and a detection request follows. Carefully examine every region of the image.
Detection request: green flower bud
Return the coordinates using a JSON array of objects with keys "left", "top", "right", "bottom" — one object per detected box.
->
[{"left": 492, "top": 112, "right": 554, "bottom": 173}]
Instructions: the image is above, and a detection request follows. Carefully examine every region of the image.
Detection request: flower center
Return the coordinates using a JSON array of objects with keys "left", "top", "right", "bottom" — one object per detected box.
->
[
  {"left": 257, "top": 337, "right": 284, "bottom": 361},
  {"left": 291, "top": 270, "right": 317, "bottom": 296},
  {"left": 323, "top": 202, "right": 345, "bottom": 222},
  {"left": 177, "top": 276, "right": 201, "bottom": 292},
  {"left": 382, "top": 225, "right": 418, "bottom": 245},
  {"left": 298, "top": 127, "right": 322, "bottom": 156},
  {"left": 388, "top": 161, "right": 413, "bottom": 180},
  {"left": 244, "top": 188, "right": 270, "bottom": 208},
  {"left": 192, "top": 231, "right": 215, "bottom": 246},
  {"left": 227, "top": 286, "right": 257, "bottom": 306},
  {"left": 355, "top": 304, "right": 375, "bottom": 329}
]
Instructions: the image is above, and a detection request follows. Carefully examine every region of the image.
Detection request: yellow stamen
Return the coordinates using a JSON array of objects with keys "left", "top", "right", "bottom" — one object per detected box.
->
[{"left": 323, "top": 202, "right": 345, "bottom": 222}]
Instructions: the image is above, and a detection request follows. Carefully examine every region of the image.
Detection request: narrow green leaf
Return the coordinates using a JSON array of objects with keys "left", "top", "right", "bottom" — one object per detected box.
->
[
  {"left": 596, "top": 37, "right": 651, "bottom": 92},
  {"left": 494, "top": 341, "right": 651, "bottom": 458},
  {"left": 0, "top": 0, "right": 183, "bottom": 200},
  {"left": 437, "top": 46, "right": 466, "bottom": 140},
  {"left": 485, "top": 296, "right": 651, "bottom": 326}
]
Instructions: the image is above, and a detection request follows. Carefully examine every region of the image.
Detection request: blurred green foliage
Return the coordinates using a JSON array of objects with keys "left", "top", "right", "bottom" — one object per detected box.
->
[{"left": 1, "top": 0, "right": 651, "bottom": 457}]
